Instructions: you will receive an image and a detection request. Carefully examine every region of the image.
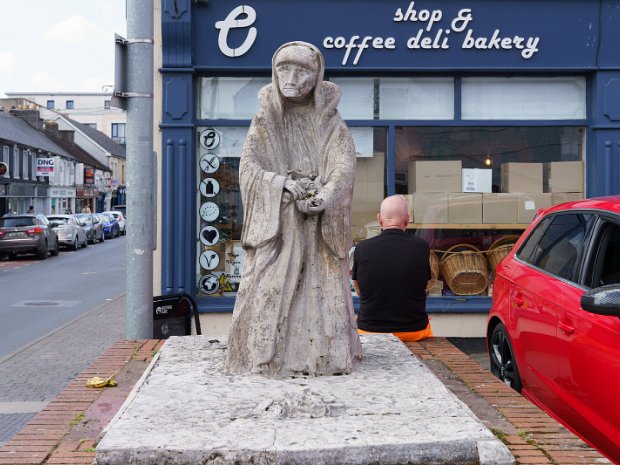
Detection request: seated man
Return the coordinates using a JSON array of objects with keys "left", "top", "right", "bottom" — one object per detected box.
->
[{"left": 352, "top": 195, "right": 432, "bottom": 342}]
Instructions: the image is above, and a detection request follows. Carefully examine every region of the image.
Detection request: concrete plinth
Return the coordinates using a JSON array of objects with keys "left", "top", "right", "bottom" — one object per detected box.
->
[{"left": 96, "top": 335, "right": 514, "bottom": 465}]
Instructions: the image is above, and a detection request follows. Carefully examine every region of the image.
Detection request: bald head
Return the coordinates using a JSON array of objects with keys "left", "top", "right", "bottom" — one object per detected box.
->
[{"left": 378, "top": 195, "right": 409, "bottom": 230}]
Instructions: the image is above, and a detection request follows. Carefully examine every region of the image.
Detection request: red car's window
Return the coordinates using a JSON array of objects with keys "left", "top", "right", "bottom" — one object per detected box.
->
[{"left": 522, "top": 213, "right": 591, "bottom": 282}]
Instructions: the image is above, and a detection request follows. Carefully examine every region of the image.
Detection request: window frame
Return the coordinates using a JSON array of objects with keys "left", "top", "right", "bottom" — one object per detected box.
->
[{"left": 192, "top": 72, "right": 591, "bottom": 311}]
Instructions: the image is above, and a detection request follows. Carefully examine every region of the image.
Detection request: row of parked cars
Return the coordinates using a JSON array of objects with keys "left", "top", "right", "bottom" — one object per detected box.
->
[{"left": 0, "top": 209, "right": 126, "bottom": 260}]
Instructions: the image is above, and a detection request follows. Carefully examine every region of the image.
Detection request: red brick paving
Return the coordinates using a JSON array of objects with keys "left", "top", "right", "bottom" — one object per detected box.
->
[{"left": 0, "top": 337, "right": 611, "bottom": 465}]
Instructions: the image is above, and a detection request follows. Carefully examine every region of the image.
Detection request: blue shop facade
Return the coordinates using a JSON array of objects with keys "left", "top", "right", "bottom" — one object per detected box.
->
[{"left": 158, "top": 0, "right": 620, "bottom": 327}]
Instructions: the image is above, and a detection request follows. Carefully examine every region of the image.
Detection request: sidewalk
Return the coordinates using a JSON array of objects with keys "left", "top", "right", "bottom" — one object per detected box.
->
[{"left": 0, "top": 337, "right": 609, "bottom": 465}]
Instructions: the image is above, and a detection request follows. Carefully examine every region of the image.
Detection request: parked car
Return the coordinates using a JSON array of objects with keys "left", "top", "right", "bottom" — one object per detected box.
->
[
  {"left": 113, "top": 204, "right": 126, "bottom": 219},
  {"left": 104, "top": 210, "right": 126, "bottom": 235},
  {"left": 75, "top": 213, "right": 104, "bottom": 244},
  {"left": 487, "top": 195, "right": 620, "bottom": 463},
  {"left": 0, "top": 213, "right": 60, "bottom": 260},
  {"left": 47, "top": 215, "right": 88, "bottom": 250},
  {"left": 98, "top": 212, "right": 120, "bottom": 239}
]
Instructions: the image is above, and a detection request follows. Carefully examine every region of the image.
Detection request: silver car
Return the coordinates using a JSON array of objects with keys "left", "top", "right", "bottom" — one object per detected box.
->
[{"left": 47, "top": 214, "right": 88, "bottom": 250}]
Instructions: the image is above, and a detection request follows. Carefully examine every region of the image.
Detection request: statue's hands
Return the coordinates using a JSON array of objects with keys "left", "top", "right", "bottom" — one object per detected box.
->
[
  {"left": 284, "top": 179, "right": 306, "bottom": 200},
  {"left": 296, "top": 197, "right": 325, "bottom": 216}
]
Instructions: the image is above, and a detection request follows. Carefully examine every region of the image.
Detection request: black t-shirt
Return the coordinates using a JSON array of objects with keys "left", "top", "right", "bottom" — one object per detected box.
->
[{"left": 352, "top": 229, "right": 430, "bottom": 332}]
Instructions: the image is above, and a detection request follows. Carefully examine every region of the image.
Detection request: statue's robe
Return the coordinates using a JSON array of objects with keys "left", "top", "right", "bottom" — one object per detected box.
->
[{"left": 225, "top": 75, "right": 362, "bottom": 376}]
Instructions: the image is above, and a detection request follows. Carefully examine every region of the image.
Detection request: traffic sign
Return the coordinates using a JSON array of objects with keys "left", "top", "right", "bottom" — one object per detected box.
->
[{"left": 0, "top": 162, "right": 7, "bottom": 176}]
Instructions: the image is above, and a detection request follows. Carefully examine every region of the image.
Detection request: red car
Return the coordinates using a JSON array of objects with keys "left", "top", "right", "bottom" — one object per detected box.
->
[{"left": 487, "top": 195, "right": 620, "bottom": 464}]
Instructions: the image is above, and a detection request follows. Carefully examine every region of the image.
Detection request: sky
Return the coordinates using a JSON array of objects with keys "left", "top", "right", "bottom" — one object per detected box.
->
[{"left": 0, "top": 0, "right": 127, "bottom": 97}]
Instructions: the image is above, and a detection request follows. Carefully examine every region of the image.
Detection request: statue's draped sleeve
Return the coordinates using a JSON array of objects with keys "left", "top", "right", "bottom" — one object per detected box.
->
[
  {"left": 239, "top": 115, "right": 287, "bottom": 249},
  {"left": 317, "top": 115, "right": 356, "bottom": 260}
]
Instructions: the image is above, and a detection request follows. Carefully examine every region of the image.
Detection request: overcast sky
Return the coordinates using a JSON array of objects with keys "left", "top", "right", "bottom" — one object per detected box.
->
[{"left": 0, "top": 0, "right": 126, "bottom": 97}]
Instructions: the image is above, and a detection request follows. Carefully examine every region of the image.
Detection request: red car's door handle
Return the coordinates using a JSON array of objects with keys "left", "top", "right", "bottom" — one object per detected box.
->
[
  {"left": 514, "top": 294, "right": 525, "bottom": 307},
  {"left": 559, "top": 321, "right": 575, "bottom": 335}
]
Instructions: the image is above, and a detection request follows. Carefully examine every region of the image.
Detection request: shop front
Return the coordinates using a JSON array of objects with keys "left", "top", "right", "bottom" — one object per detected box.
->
[{"left": 159, "top": 0, "right": 620, "bottom": 335}]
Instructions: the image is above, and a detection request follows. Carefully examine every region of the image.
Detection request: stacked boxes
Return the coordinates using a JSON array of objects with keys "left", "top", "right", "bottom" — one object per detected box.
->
[
  {"left": 405, "top": 160, "right": 583, "bottom": 225},
  {"left": 409, "top": 161, "right": 461, "bottom": 224},
  {"left": 501, "top": 162, "right": 543, "bottom": 193},
  {"left": 544, "top": 161, "right": 583, "bottom": 193}
]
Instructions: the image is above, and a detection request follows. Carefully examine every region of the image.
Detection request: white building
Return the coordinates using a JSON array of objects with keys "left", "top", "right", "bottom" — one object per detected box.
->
[{"left": 3, "top": 92, "right": 126, "bottom": 143}]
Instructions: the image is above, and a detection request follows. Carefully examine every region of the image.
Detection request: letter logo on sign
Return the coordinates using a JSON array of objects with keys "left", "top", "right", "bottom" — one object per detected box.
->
[{"left": 215, "top": 5, "right": 257, "bottom": 58}]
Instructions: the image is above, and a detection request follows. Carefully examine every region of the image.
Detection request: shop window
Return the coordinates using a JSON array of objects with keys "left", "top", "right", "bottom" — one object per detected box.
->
[
  {"left": 394, "top": 126, "right": 585, "bottom": 297},
  {"left": 379, "top": 77, "right": 454, "bottom": 120},
  {"left": 462, "top": 77, "right": 586, "bottom": 120},
  {"left": 198, "top": 77, "right": 271, "bottom": 120},
  {"left": 66, "top": 100, "right": 74, "bottom": 110},
  {"left": 330, "top": 77, "right": 376, "bottom": 120},
  {"left": 195, "top": 126, "right": 387, "bottom": 298}
]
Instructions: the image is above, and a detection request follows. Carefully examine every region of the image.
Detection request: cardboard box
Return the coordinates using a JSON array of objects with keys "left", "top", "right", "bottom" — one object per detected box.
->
[
  {"left": 544, "top": 161, "right": 584, "bottom": 193},
  {"left": 448, "top": 193, "right": 483, "bottom": 223},
  {"left": 517, "top": 193, "right": 553, "bottom": 224},
  {"left": 408, "top": 160, "right": 462, "bottom": 193},
  {"left": 462, "top": 169, "right": 492, "bottom": 193},
  {"left": 413, "top": 193, "right": 449, "bottom": 224},
  {"left": 551, "top": 192, "right": 584, "bottom": 205},
  {"left": 483, "top": 193, "right": 518, "bottom": 223},
  {"left": 501, "top": 163, "right": 543, "bottom": 193}
]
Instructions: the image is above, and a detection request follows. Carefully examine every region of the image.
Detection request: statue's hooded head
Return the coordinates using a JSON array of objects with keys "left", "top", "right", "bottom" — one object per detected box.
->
[{"left": 271, "top": 41, "right": 325, "bottom": 109}]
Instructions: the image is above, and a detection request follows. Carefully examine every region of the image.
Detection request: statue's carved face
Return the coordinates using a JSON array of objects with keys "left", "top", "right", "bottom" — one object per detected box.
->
[{"left": 274, "top": 46, "right": 319, "bottom": 102}]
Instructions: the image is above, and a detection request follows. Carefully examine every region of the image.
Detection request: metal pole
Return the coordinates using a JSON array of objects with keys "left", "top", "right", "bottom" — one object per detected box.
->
[{"left": 125, "top": 0, "right": 154, "bottom": 339}]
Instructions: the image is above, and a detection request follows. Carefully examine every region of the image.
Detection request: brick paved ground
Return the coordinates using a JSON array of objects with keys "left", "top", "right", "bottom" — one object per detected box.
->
[
  {"left": 0, "top": 295, "right": 125, "bottom": 448},
  {"left": 0, "top": 336, "right": 611, "bottom": 465}
]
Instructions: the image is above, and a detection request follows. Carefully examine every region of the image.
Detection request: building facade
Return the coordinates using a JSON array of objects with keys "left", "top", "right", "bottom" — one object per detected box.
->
[
  {"left": 3, "top": 92, "right": 126, "bottom": 142},
  {"left": 156, "top": 0, "right": 620, "bottom": 335}
]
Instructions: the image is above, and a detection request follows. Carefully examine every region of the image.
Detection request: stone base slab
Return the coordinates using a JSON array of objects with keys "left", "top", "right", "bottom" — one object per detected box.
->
[{"left": 97, "top": 334, "right": 514, "bottom": 465}]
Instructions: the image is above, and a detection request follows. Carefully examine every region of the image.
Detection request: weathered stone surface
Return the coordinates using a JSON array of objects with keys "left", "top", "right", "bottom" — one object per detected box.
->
[
  {"left": 97, "top": 334, "right": 515, "bottom": 465},
  {"left": 225, "top": 41, "right": 362, "bottom": 377}
]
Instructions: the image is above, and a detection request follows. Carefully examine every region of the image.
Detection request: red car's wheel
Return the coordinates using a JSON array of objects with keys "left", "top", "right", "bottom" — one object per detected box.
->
[{"left": 490, "top": 323, "right": 523, "bottom": 392}]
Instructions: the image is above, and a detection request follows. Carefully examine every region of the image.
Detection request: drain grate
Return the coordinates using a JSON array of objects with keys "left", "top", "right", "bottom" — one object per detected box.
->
[{"left": 11, "top": 300, "right": 81, "bottom": 308}]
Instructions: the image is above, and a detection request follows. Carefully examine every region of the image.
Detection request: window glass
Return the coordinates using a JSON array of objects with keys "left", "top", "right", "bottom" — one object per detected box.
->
[
  {"left": 111, "top": 123, "right": 126, "bottom": 144},
  {"left": 22, "top": 149, "right": 29, "bottom": 179},
  {"left": 66, "top": 100, "right": 74, "bottom": 110},
  {"left": 462, "top": 77, "right": 586, "bottom": 120},
  {"left": 517, "top": 217, "right": 552, "bottom": 263},
  {"left": 13, "top": 146, "right": 20, "bottom": 179},
  {"left": 195, "top": 126, "right": 387, "bottom": 298},
  {"left": 393, "top": 126, "right": 585, "bottom": 296},
  {"left": 527, "top": 213, "right": 591, "bottom": 281},
  {"left": 46, "top": 100, "right": 55, "bottom": 110},
  {"left": 104, "top": 100, "right": 111, "bottom": 110},
  {"left": 592, "top": 223, "right": 620, "bottom": 287},
  {"left": 330, "top": 77, "right": 375, "bottom": 120},
  {"left": 379, "top": 77, "right": 454, "bottom": 120},
  {"left": 198, "top": 77, "right": 271, "bottom": 120}
]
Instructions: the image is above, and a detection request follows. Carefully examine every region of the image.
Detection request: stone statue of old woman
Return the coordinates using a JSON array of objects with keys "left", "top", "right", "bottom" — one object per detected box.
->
[{"left": 225, "top": 41, "right": 362, "bottom": 377}]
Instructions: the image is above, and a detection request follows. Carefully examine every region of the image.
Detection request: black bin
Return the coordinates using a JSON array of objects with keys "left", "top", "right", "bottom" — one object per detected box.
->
[{"left": 153, "top": 294, "right": 201, "bottom": 339}]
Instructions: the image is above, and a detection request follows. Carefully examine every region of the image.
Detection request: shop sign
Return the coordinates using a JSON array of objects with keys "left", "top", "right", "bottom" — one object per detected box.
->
[
  {"left": 196, "top": 0, "right": 598, "bottom": 70},
  {"left": 50, "top": 187, "right": 76, "bottom": 198},
  {"left": 36, "top": 158, "right": 55, "bottom": 176},
  {"left": 77, "top": 189, "right": 97, "bottom": 198},
  {"left": 84, "top": 167, "right": 95, "bottom": 185}
]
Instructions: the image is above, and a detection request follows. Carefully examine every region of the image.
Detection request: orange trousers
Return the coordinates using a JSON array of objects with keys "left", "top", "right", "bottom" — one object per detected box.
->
[{"left": 357, "top": 322, "right": 433, "bottom": 342}]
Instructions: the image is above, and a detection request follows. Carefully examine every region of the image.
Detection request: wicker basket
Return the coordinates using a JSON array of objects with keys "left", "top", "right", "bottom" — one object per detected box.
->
[
  {"left": 487, "top": 235, "right": 519, "bottom": 272},
  {"left": 439, "top": 244, "right": 488, "bottom": 295},
  {"left": 426, "top": 251, "right": 439, "bottom": 292}
]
